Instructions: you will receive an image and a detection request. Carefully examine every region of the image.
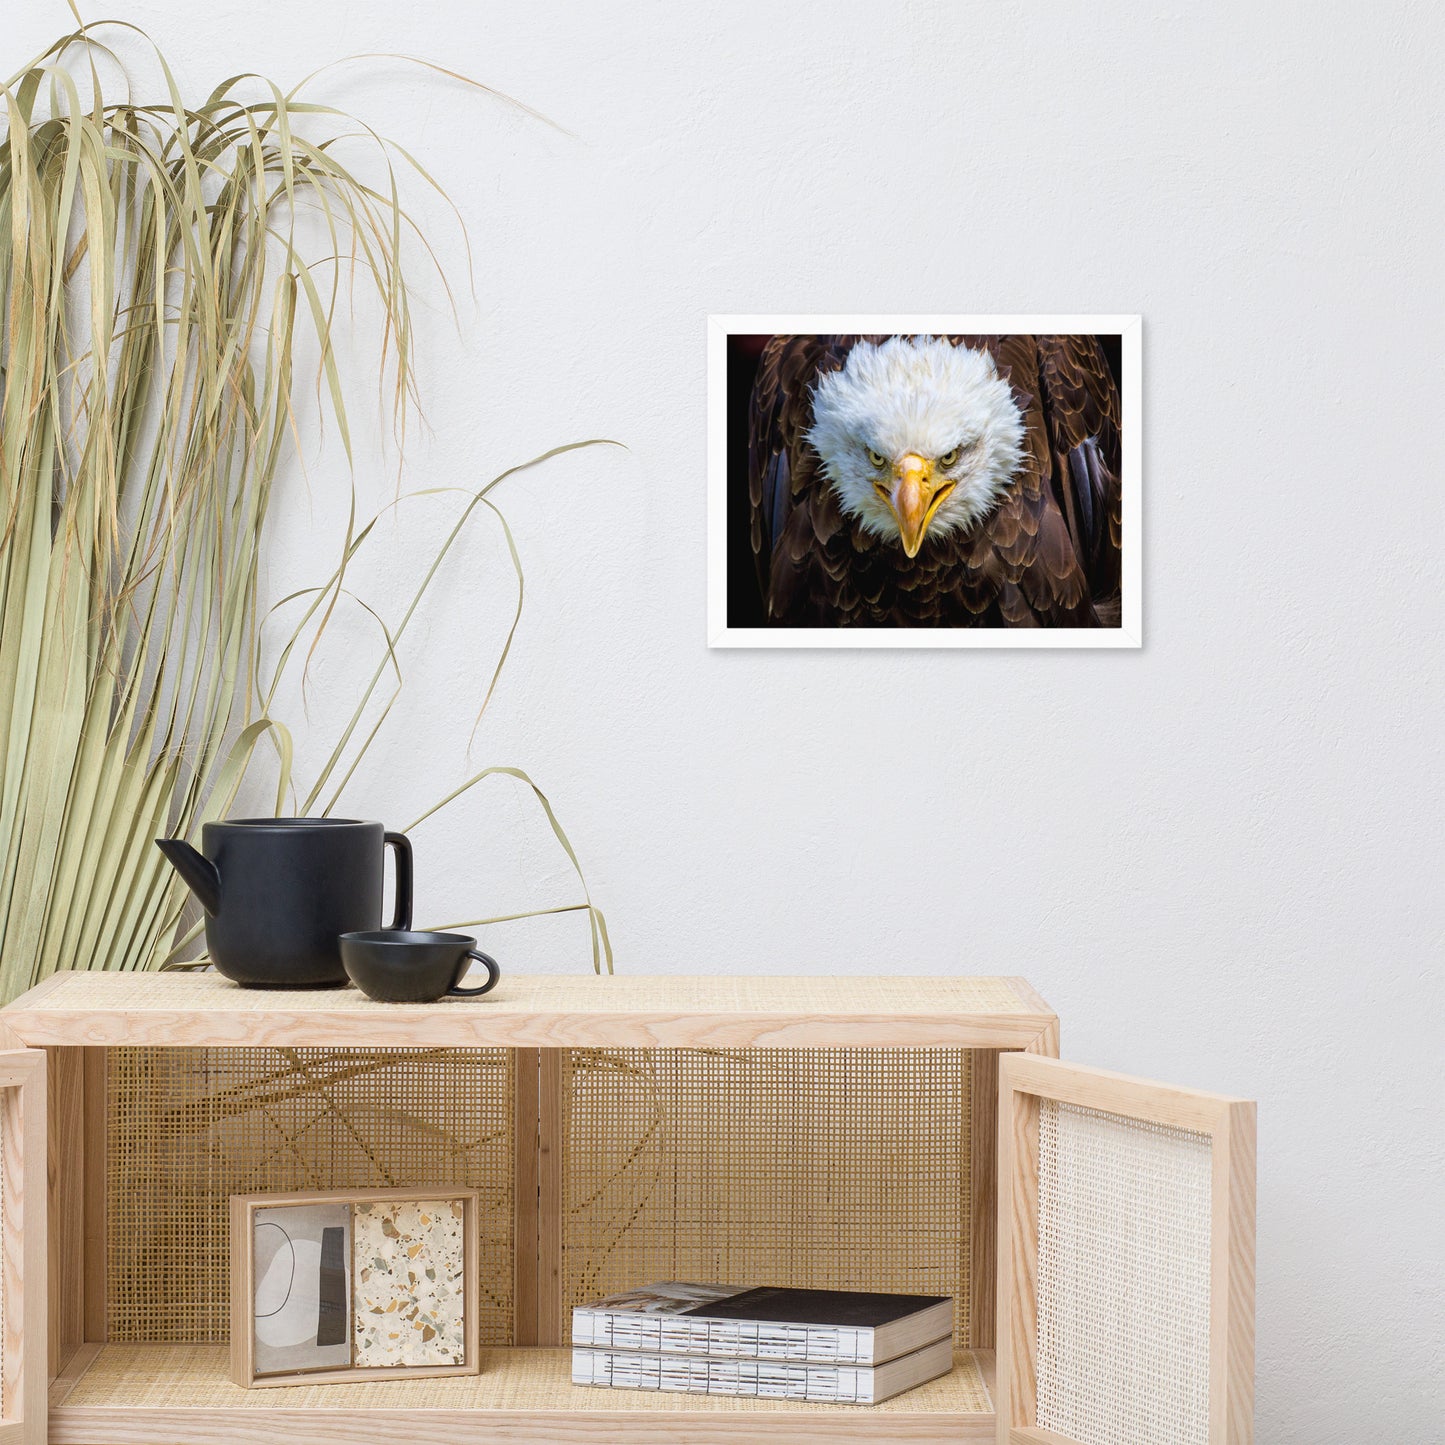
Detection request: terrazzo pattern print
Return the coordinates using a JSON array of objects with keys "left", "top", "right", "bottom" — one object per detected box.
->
[{"left": 352, "top": 1198, "right": 468, "bottom": 1367}]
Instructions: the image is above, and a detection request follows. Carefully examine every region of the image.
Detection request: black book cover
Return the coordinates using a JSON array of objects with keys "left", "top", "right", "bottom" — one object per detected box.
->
[{"left": 682, "top": 1287, "right": 949, "bottom": 1329}]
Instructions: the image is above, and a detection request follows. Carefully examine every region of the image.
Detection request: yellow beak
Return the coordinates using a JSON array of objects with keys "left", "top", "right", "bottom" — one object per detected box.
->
[{"left": 891, "top": 453, "right": 934, "bottom": 558}]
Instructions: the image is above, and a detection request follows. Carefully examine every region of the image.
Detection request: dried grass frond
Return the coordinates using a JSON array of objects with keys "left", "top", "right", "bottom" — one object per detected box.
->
[{"left": 0, "top": 20, "right": 610, "bottom": 1001}]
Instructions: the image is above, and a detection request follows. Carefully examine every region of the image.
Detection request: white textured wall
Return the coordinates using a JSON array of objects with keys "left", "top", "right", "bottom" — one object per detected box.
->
[{"left": 12, "top": 1, "right": 1444, "bottom": 1437}]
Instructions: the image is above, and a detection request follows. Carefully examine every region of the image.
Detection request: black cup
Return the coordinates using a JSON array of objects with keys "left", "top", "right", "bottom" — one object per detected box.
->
[{"left": 338, "top": 930, "right": 501, "bottom": 1003}]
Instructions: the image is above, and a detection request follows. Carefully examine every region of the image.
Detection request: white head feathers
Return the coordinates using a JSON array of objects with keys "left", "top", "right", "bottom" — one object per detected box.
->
[{"left": 806, "top": 336, "right": 1026, "bottom": 546}]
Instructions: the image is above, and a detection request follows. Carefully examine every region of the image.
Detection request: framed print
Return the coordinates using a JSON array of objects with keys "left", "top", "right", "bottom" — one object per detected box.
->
[
  {"left": 707, "top": 315, "right": 1142, "bottom": 648},
  {"left": 230, "top": 1187, "right": 480, "bottom": 1387}
]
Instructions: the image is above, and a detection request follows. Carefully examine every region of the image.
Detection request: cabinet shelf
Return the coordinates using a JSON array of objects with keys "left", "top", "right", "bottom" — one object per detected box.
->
[
  {"left": 3, "top": 970, "right": 1056, "bottom": 1049},
  {"left": 49, "top": 1344, "right": 997, "bottom": 1444}
]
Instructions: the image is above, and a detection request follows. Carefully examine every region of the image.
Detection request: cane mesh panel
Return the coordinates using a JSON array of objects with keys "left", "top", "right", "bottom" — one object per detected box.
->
[
  {"left": 106, "top": 1048, "right": 513, "bottom": 1344},
  {"left": 561, "top": 1048, "right": 973, "bottom": 1345},
  {"left": 1036, "top": 1099, "right": 1212, "bottom": 1445}
]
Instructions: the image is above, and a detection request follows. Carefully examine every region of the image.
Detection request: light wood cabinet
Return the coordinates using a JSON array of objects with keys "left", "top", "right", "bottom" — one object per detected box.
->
[{"left": 0, "top": 971, "right": 1251, "bottom": 1444}]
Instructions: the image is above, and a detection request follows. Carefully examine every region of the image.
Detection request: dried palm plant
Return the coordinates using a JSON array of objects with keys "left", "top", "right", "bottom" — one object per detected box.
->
[{"left": 0, "top": 17, "right": 611, "bottom": 1003}]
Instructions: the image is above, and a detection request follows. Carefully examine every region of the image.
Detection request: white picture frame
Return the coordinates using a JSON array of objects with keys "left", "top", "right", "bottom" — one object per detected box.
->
[{"left": 706, "top": 314, "right": 1142, "bottom": 648}]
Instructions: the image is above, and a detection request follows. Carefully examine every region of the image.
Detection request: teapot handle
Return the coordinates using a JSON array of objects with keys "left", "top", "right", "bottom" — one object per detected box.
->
[{"left": 384, "top": 831, "right": 413, "bottom": 931}]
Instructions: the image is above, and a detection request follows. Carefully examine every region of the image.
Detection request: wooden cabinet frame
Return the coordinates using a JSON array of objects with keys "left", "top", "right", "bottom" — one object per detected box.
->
[
  {"left": 0, "top": 973, "right": 1253, "bottom": 1443},
  {"left": 0, "top": 1049, "right": 46, "bottom": 1445},
  {"left": 11, "top": 973, "right": 1061, "bottom": 1441}
]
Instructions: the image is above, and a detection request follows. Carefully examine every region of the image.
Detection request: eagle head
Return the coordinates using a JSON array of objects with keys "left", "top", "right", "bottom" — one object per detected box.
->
[{"left": 805, "top": 335, "right": 1026, "bottom": 558}]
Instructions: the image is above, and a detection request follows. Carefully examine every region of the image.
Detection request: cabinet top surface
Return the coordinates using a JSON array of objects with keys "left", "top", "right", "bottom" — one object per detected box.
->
[{"left": 1, "top": 971, "right": 1054, "bottom": 1049}]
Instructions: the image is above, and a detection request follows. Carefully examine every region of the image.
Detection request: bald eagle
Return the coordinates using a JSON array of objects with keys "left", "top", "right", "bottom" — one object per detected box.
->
[{"left": 746, "top": 334, "right": 1122, "bottom": 627}]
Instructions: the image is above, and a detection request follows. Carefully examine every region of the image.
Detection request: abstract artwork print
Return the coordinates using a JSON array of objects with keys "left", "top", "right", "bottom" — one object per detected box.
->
[
  {"left": 252, "top": 1201, "right": 353, "bottom": 1376},
  {"left": 353, "top": 1197, "right": 469, "bottom": 1367}
]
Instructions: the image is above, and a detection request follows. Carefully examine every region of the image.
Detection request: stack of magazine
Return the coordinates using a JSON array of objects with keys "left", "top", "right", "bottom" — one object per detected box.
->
[{"left": 571, "top": 1282, "right": 954, "bottom": 1405}]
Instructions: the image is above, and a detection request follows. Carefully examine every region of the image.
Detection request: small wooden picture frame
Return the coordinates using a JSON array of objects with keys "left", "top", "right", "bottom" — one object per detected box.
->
[{"left": 230, "top": 1186, "right": 480, "bottom": 1388}]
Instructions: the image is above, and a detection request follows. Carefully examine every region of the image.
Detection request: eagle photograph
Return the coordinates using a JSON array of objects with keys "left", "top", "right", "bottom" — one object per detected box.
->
[{"left": 709, "top": 317, "right": 1140, "bottom": 647}]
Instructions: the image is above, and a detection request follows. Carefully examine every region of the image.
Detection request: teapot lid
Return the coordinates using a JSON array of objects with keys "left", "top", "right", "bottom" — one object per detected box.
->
[{"left": 210, "top": 817, "right": 380, "bottom": 829}]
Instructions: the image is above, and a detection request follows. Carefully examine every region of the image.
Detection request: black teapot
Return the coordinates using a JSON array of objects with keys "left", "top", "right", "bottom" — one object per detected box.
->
[{"left": 156, "top": 818, "right": 412, "bottom": 988}]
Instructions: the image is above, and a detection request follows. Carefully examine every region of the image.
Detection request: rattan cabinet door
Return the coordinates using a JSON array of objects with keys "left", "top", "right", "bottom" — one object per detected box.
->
[
  {"left": 997, "top": 1054, "right": 1254, "bottom": 1445},
  {"left": 0, "top": 1050, "right": 45, "bottom": 1445}
]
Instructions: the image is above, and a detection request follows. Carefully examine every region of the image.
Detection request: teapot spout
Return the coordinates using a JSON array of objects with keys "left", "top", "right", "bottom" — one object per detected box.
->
[{"left": 155, "top": 838, "right": 221, "bottom": 915}]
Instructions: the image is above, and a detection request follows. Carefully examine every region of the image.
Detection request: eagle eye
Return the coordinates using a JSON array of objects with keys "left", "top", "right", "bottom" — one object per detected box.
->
[
  {"left": 866, "top": 448, "right": 888, "bottom": 469},
  {"left": 939, "top": 447, "right": 961, "bottom": 468}
]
